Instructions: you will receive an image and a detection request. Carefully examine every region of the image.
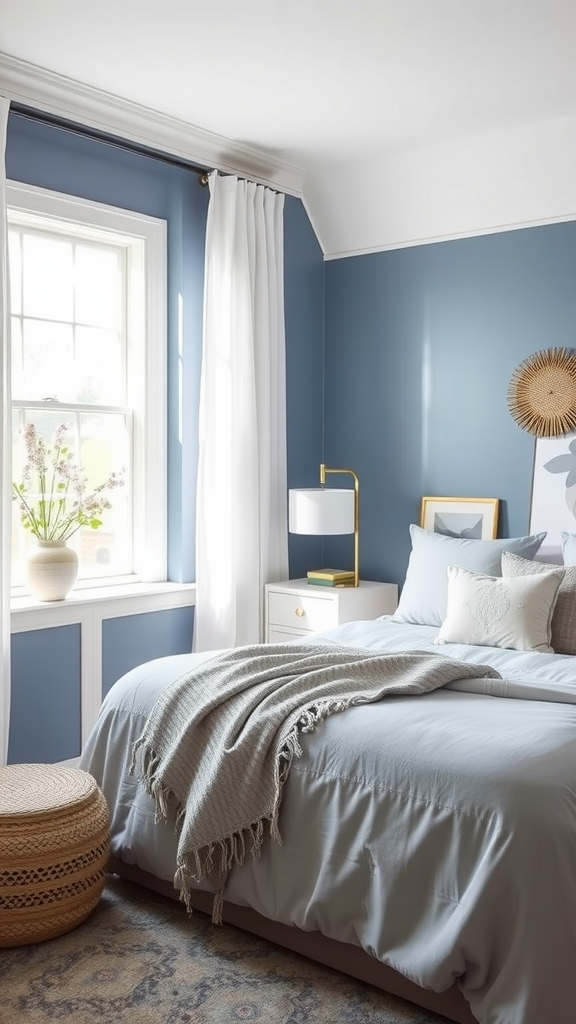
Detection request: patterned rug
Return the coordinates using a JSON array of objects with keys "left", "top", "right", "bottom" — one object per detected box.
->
[{"left": 0, "top": 875, "right": 452, "bottom": 1024}]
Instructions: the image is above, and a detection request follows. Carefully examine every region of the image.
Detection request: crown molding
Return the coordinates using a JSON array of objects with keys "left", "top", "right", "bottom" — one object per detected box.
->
[
  {"left": 0, "top": 53, "right": 307, "bottom": 196},
  {"left": 320, "top": 211, "right": 576, "bottom": 261}
]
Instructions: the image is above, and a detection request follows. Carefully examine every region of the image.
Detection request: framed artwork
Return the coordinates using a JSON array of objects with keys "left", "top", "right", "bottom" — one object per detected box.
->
[
  {"left": 529, "top": 430, "right": 576, "bottom": 562},
  {"left": 420, "top": 496, "right": 499, "bottom": 540}
]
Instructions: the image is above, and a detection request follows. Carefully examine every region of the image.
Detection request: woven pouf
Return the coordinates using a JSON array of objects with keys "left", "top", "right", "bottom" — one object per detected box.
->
[{"left": 0, "top": 763, "right": 110, "bottom": 947}]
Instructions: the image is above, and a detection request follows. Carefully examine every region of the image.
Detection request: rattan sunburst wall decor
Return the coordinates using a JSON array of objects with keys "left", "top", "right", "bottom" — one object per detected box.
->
[{"left": 507, "top": 347, "right": 576, "bottom": 437}]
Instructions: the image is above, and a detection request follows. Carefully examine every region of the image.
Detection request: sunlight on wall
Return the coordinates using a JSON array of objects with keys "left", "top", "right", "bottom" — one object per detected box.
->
[
  {"left": 178, "top": 292, "right": 184, "bottom": 445},
  {"left": 421, "top": 303, "right": 433, "bottom": 479}
]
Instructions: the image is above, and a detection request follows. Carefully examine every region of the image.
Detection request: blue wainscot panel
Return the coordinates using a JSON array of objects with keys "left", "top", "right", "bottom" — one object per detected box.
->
[
  {"left": 9, "top": 625, "right": 81, "bottom": 764},
  {"left": 102, "top": 606, "right": 194, "bottom": 698}
]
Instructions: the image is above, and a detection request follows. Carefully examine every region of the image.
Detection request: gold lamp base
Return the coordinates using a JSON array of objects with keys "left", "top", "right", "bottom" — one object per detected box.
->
[{"left": 318, "top": 464, "right": 360, "bottom": 587}]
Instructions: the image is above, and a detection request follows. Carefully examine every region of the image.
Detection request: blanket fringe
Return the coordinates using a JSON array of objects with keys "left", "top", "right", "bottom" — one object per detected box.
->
[
  {"left": 132, "top": 732, "right": 280, "bottom": 923},
  {"left": 174, "top": 818, "right": 272, "bottom": 924},
  {"left": 133, "top": 693, "right": 369, "bottom": 924},
  {"left": 130, "top": 739, "right": 180, "bottom": 830}
]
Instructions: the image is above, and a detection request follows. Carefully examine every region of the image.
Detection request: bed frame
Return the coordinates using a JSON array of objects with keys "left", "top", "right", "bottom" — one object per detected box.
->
[{"left": 108, "top": 856, "right": 477, "bottom": 1024}]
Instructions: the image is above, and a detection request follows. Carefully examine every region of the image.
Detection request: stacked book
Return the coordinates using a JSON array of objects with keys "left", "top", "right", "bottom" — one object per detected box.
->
[{"left": 307, "top": 568, "right": 355, "bottom": 587}]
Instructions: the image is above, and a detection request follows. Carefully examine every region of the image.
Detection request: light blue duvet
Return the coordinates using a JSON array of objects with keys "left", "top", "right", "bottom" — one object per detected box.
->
[{"left": 80, "top": 617, "right": 576, "bottom": 1024}]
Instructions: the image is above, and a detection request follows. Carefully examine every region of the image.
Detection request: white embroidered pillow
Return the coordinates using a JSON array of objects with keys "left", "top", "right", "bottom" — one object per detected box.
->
[{"left": 435, "top": 565, "right": 565, "bottom": 653}]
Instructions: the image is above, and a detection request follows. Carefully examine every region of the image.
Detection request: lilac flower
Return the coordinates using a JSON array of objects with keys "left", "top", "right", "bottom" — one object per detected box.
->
[{"left": 12, "top": 423, "right": 125, "bottom": 542}]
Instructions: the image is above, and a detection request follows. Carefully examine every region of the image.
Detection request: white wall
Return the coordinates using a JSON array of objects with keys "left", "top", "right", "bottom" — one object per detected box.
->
[{"left": 304, "top": 112, "right": 576, "bottom": 259}]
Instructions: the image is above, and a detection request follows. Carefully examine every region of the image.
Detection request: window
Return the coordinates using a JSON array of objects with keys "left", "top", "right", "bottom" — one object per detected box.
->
[{"left": 7, "top": 182, "right": 167, "bottom": 591}]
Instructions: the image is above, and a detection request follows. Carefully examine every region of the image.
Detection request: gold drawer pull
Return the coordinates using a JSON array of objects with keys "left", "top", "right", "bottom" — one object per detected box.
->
[{"left": 294, "top": 607, "right": 305, "bottom": 618}]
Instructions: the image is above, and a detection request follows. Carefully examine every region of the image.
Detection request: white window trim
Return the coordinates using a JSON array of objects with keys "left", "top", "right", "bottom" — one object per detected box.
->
[{"left": 7, "top": 180, "right": 168, "bottom": 591}]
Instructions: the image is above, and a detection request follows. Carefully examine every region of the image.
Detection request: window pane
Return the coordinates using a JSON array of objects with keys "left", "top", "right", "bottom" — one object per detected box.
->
[
  {"left": 76, "top": 245, "right": 122, "bottom": 328},
  {"left": 8, "top": 231, "right": 22, "bottom": 315},
  {"left": 76, "top": 326, "right": 124, "bottom": 405},
  {"left": 77, "top": 412, "right": 131, "bottom": 578},
  {"left": 11, "top": 408, "right": 26, "bottom": 587},
  {"left": 11, "top": 411, "right": 131, "bottom": 586},
  {"left": 11, "top": 317, "right": 22, "bottom": 397},
  {"left": 12, "top": 409, "right": 80, "bottom": 588},
  {"left": 22, "top": 234, "right": 73, "bottom": 321},
  {"left": 77, "top": 491, "right": 131, "bottom": 578},
  {"left": 20, "top": 319, "right": 74, "bottom": 401}
]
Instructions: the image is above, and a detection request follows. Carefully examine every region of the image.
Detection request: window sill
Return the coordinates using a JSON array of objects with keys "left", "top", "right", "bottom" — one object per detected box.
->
[{"left": 11, "top": 580, "right": 196, "bottom": 630}]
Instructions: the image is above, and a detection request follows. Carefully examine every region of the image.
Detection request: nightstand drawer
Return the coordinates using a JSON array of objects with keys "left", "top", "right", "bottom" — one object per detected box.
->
[
  {"left": 265, "top": 579, "right": 398, "bottom": 644},
  {"left": 267, "top": 626, "right": 309, "bottom": 643},
  {"left": 268, "top": 591, "right": 336, "bottom": 632}
]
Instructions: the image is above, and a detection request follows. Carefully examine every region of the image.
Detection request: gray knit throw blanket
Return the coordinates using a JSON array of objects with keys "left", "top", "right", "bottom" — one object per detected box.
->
[{"left": 131, "top": 642, "right": 500, "bottom": 922}]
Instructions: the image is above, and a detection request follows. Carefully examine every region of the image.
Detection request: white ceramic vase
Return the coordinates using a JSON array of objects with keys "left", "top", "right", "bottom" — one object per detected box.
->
[{"left": 26, "top": 540, "right": 79, "bottom": 602}]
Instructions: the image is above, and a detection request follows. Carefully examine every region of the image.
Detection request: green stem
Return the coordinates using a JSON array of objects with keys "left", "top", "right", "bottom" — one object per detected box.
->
[
  {"left": 12, "top": 485, "right": 43, "bottom": 538},
  {"left": 45, "top": 445, "right": 59, "bottom": 536}
]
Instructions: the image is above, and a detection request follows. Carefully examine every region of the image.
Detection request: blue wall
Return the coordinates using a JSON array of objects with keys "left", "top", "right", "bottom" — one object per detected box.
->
[
  {"left": 9, "top": 625, "right": 81, "bottom": 762},
  {"left": 102, "top": 607, "right": 194, "bottom": 697},
  {"left": 284, "top": 195, "right": 325, "bottom": 579},
  {"left": 323, "top": 222, "right": 576, "bottom": 585}
]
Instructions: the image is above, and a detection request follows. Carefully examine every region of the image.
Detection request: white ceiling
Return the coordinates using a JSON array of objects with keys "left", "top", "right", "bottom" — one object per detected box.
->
[{"left": 2, "top": 0, "right": 576, "bottom": 257}]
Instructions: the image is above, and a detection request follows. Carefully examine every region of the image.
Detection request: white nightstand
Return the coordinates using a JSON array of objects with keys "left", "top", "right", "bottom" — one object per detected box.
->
[{"left": 265, "top": 578, "right": 398, "bottom": 643}]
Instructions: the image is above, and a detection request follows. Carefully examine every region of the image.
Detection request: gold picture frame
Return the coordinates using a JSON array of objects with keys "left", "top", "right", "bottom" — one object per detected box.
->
[{"left": 420, "top": 496, "right": 499, "bottom": 540}]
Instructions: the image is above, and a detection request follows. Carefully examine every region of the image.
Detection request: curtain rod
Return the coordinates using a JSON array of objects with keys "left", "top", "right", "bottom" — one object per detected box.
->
[{"left": 10, "top": 103, "right": 211, "bottom": 186}]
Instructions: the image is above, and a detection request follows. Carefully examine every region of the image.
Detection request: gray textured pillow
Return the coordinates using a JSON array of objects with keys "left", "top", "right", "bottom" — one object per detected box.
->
[
  {"left": 393, "top": 524, "right": 547, "bottom": 627},
  {"left": 561, "top": 532, "right": 576, "bottom": 566},
  {"left": 502, "top": 550, "right": 576, "bottom": 655}
]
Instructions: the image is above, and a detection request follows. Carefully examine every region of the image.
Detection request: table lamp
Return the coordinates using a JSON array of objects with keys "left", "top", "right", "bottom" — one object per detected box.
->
[{"left": 288, "top": 463, "right": 359, "bottom": 586}]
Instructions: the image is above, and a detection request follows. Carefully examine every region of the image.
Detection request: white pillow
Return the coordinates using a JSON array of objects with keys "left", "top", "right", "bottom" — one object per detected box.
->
[
  {"left": 435, "top": 564, "right": 565, "bottom": 652},
  {"left": 393, "top": 525, "right": 547, "bottom": 627}
]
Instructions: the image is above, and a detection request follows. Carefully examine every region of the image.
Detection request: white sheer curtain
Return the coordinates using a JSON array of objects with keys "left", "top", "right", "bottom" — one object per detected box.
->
[
  {"left": 0, "top": 97, "right": 11, "bottom": 765},
  {"left": 195, "top": 172, "right": 289, "bottom": 651}
]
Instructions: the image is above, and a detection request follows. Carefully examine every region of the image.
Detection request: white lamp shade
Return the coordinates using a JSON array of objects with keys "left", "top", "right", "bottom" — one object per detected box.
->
[{"left": 289, "top": 488, "right": 355, "bottom": 535}]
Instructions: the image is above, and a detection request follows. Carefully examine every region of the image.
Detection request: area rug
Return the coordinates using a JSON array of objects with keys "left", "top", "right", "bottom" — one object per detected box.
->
[{"left": 0, "top": 875, "right": 451, "bottom": 1024}]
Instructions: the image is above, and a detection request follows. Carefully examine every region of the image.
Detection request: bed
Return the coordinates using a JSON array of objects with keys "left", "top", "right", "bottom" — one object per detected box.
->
[{"left": 79, "top": 526, "right": 576, "bottom": 1024}]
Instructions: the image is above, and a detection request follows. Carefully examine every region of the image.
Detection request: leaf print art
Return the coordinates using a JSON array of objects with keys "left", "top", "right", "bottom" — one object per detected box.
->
[{"left": 543, "top": 437, "right": 576, "bottom": 522}]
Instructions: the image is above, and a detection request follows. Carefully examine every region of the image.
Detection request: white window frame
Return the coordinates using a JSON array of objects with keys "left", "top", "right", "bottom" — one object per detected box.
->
[{"left": 7, "top": 180, "right": 168, "bottom": 589}]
